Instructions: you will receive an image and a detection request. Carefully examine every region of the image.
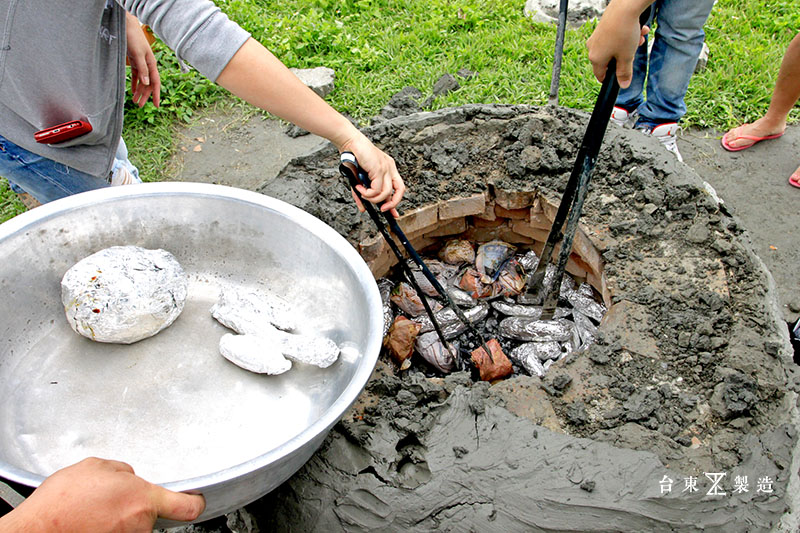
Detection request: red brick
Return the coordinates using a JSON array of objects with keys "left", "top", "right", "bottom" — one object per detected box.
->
[
  {"left": 397, "top": 203, "right": 439, "bottom": 235},
  {"left": 494, "top": 204, "right": 530, "bottom": 220},
  {"left": 473, "top": 217, "right": 506, "bottom": 228},
  {"left": 439, "top": 192, "right": 487, "bottom": 220},
  {"left": 424, "top": 217, "right": 467, "bottom": 238},
  {"left": 510, "top": 221, "right": 550, "bottom": 242},
  {"left": 476, "top": 201, "right": 497, "bottom": 222},
  {"left": 537, "top": 194, "right": 559, "bottom": 221},
  {"left": 573, "top": 228, "right": 604, "bottom": 278},
  {"left": 358, "top": 234, "right": 386, "bottom": 263},
  {"left": 500, "top": 230, "right": 536, "bottom": 245},
  {"left": 587, "top": 270, "right": 612, "bottom": 308},
  {"left": 494, "top": 188, "right": 535, "bottom": 210},
  {"left": 461, "top": 224, "right": 509, "bottom": 243},
  {"left": 528, "top": 212, "right": 554, "bottom": 230}
]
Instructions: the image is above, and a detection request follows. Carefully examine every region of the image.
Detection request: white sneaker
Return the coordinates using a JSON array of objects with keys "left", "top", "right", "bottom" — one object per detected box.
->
[
  {"left": 636, "top": 122, "right": 683, "bottom": 162},
  {"left": 610, "top": 106, "right": 639, "bottom": 128}
]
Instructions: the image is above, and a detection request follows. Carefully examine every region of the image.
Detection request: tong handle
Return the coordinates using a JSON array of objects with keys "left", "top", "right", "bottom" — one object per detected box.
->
[{"left": 339, "top": 152, "right": 372, "bottom": 193}]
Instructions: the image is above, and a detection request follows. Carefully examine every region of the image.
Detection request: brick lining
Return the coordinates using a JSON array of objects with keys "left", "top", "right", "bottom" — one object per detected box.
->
[{"left": 359, "top": 188, "right": 610, "bottom": 307}]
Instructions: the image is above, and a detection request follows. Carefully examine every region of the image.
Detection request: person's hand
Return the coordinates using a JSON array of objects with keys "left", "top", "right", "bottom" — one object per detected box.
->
[
  {"left": 340, "top": 131, "right": 405, "bottom": 218},
  {"left": 586, "top": 0, "right": 652, "bottom": 88},
  {"left": 126, "top": 13, "right": 161, "bottom": 108},
  {"left": 0, "top": 457, "right": 205, "bottom": 532}
]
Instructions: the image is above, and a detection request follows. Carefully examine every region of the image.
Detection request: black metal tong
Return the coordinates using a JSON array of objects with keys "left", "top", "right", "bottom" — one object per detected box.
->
[
  {"left": 339, "top": 152, "right": 495, "bottom": 363},
  {"left": 523, "top": 5, "right": 653, "bottom": 319}
]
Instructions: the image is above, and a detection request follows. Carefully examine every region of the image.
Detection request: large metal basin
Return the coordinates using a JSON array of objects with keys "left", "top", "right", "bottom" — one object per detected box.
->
[{"left": 0, "top": 182, "right": 382, "bottom": 525}]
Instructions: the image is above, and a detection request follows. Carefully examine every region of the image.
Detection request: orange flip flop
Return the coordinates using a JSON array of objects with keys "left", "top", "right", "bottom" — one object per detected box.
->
[
  {"left": 721, "top": 124, "right": 785, "bottom": 152},
  {"left": 790, "top": 172, "right": 800, "bottom": 189}
]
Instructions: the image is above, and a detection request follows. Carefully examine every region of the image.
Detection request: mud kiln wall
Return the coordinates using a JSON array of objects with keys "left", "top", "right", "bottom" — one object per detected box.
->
[{"left": 256, "top": 104, "right": 800, "bottom": 532}]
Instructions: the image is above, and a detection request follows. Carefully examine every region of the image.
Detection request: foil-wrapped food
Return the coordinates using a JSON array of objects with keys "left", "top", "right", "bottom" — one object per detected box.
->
[
  {"left": 61, "top": 245, "right": 188, "bottom": 344},
  {"left": 211, "top": 286, "right": 340, "bottom": 374}
]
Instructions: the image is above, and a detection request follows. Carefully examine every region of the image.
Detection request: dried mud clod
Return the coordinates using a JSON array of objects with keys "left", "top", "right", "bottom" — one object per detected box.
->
[{"left": 259, "top": 104, "right": 800, "bottom": 531}]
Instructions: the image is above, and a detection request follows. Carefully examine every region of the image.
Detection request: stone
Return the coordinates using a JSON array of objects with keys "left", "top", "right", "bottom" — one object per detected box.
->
[
  {"left": 523, "top": 0, "right": 606, "bottom": 26},
  {"left": 289, "top": 66, "right": 335, "bottom": 97}
]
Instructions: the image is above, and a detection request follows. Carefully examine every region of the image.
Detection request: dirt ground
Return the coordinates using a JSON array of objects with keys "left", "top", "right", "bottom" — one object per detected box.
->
[{"left": 169, "top": 106, "right": 799, "bottom": 326}]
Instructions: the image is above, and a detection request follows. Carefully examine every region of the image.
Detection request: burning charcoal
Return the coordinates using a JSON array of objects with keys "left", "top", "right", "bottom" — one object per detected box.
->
[
  {"left": 211, "top": 286, "right": 297, "bottom": 334},
  {"left": 491, "top": 300, "right": 570, "bottom": 319},
  {"left": 498, "top": 317, "right": 574, "bottom": 342},
  {"left": 438, "top": 239, "right": 476, "bottom": 265},
  {"left": 476, "top": 240, "right": 516, "bottom": 283},
  {"left": 458, "top": 268, "right": 493, "bottom": 299},
  {"left": 509, "top": 343, "right": 546, "bottom": 377},
  {"left": 219, "top": 333, "right": 292, "bottom": 375},
  {"left": 412, "top": 302, "right": 490, "bottom": 339},
  {"left": 384, "top": 316, "right": 422, "bottom": 370},
  {"left": 471, "top": 338, "right": 513, "bottom": 381},
  {"left": 415, "top": 331, "right": 457, "bottom": 373},
  {"left": 573, "top": 310, "right": 598, "bottom": 347},
  {"left": 567, "top": 290, "right": 606, "bottom": 323},
  {"left": 519, "top": 250, "right": 539, "bottom": 271},
  {"left": 390, "top": 282, "right": 441, "bottom": 317},
  {"left": 492, "top": 259, "right": 526, "bottom": 297},
  {"left": 447, "top": 287, "right": 478, "bottom": 308},
  {"left": 377, "top": 278, "right": 395, "bottom": 337}
]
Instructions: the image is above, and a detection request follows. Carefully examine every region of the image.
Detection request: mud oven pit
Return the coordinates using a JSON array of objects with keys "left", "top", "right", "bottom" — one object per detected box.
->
[
  {"left": 253, "top": 105, "right": 800, "bottom": 532},
  {"left": 370, "top": 191, "right": 609, "bottom": 381}
]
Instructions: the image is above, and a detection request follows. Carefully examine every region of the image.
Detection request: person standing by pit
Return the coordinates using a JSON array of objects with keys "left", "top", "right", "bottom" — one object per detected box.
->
[{"left": 587, "top": 0, "right": 716, "bottom": 163}]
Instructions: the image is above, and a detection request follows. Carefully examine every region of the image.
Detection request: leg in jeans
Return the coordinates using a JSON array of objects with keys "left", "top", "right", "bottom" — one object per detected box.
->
[
  {"left": 636, "top": 0, "right": 715, "bottom": 127},
  {"left": 615, "top": 9, "right": 654, "bottom": 112},
  {"left": 0, "top": 135, "right": 141, "bottom": 203}
]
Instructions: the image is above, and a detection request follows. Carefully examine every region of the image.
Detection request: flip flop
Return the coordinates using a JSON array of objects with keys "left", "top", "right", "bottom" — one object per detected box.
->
[
  {"left": 790, "top": 172, "right": 800, "bottom": 189},
  {"left": 721, "top": 124, "right": 785, "bottom": 152}
]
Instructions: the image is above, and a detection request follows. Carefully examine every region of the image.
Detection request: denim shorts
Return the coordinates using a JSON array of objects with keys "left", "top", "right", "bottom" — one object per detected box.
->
[{"left": 0, "top": 134, "right": 139, "bottom": 203}]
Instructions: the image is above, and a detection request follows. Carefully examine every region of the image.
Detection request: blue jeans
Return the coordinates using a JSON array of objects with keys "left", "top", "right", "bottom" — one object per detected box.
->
[
  {"left": 617, "top": 0, "right": 715, "bottom": 128},
  {"left": 0, "top": 135, "right": 139, "bottom": 203}
]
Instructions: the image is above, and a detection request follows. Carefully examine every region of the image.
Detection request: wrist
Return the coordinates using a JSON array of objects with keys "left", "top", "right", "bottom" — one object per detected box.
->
[{"left": 327, "top": 117, "right": 363, "bottom": 152}]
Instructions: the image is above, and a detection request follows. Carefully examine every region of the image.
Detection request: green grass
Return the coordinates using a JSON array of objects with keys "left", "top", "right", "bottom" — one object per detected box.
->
[{"left": 2, "top": 0, "right": 799, "bottom": 222}]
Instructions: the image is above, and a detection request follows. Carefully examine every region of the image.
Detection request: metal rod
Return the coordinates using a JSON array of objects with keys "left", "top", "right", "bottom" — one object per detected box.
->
[
  {"left": 340, "top": 155, "right": 496, "bottom": 362},
  {"left": 525, "top": 5, "right": 653, "bottom": 315},
  {"left": 540, "top": 62, "right": 620, "bottom": 318},
  {"left": 340, "top": 167, "right": 450, "bottom": 349},
  {"left": 548, "top": 0, "right": 569, "bottom": 106}
]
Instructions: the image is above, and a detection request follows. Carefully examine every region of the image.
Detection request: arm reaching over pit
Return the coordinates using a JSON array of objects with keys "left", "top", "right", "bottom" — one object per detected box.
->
[
  {"left": 586, "top": 0, "right": 653, "bottom": 88},
  {"left": 214, "top": 38, "right": 405, "bottom": 215},
  {"left": 0, "top": 457, "right": 205, "bottom": 532}
]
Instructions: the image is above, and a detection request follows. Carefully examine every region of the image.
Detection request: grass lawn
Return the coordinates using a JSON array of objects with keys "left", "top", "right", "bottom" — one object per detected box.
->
[{"left": 2, "top": 0, "right": 798, "bottom": 222}]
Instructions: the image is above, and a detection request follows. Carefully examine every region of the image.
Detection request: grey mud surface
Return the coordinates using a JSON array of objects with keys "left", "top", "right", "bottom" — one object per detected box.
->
[{"left": 166, "top": 104, "right": 800, "bottom": 532}]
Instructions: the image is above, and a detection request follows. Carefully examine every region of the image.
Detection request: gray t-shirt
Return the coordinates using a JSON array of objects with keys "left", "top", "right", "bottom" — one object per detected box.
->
[{"left": 0, "top": 0, "right": 250, "bottom": 177}]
